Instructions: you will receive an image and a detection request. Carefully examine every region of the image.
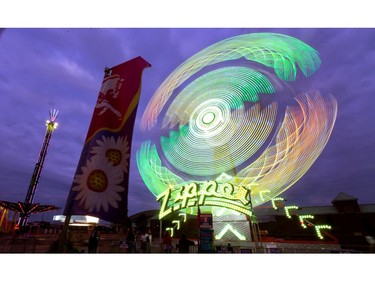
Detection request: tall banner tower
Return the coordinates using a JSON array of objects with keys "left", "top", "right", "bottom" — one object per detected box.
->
[{"left": 64, "top": 56, "right": 151, "bottom": 224}]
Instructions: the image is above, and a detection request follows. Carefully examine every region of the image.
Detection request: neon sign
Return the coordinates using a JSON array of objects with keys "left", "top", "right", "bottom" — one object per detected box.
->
[{"left": 157, "top": 181, "right": 252, "bottom": 219}]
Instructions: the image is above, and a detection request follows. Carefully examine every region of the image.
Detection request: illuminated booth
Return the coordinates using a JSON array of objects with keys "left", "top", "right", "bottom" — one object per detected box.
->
[{"left": 136, "top": 33, "right": 337, "bottom": 252}]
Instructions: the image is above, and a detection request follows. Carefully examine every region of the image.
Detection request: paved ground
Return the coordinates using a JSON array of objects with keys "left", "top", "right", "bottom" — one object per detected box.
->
[{"left": 1, "top": 233, "right": 344, "bottom": 253}]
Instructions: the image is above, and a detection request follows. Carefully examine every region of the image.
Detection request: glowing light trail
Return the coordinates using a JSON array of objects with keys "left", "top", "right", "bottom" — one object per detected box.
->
[{"left": 136, "top": 32, "right": 337, "bottom": 220}]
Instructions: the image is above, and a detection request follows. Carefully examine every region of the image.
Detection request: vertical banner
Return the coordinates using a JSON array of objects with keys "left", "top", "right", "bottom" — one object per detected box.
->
[
  {"left": 64, "top": 56, "right": 151, "bottom": 223},
  {"left": 198, "top": 213, "right": 214, "bottom": 252}
]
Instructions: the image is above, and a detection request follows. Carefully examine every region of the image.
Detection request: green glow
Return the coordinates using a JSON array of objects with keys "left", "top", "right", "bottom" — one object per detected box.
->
[
  {"left": 259, "top": 190, "right": 270, "bottom": 201},
  {"left": 172, "top": 220, "right": 181, "bottom": 229},
  {"left": 233, "top": 92, "right": 338, "bottom": 205},
  {"left": 298, "top": 215, "right": 314, "bottom": 228},
  {"left": 162, "top": 67, "right": 275, "bottom": 129},
  {"left": 271, "top": 197, "right": 285, "bottom": 209},
  {"left": 157, "top": 181, "right": 252, "bottom": 219},
  {"left": 202, "top": 111, "right": 215, "bottom": 124},
  {"left": 179, "top": 213, "right": 187, "bottom": 222},
  {"left": 215, "top": 223, "right": 247, "bottom": 240},
  {"left": 160, "top": 102, "right": 278, "bottom": 177},
  {"left": 141, "top": 32, "right": 321, "bottom": 130},
  {"left": 136, "top": 33, "right": 337, "bottom": 226},
  {"left": 284, "top": 205, "right": 299, "bottom": 218},
  {"left": 315, "top": 224, "right": 332, "bottom": 239},
  {"left": 216, "top": 172, "right": 233, "bottom": 182},
  {"left": 166, "top": 227, "right": 174, "bottom": 237},
  {"left": 136, "top": 141, "right": 186, "bottom": 197}
]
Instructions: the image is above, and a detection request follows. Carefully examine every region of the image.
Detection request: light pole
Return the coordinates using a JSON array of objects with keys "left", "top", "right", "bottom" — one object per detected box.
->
[{"left": 247, "top": 188, "right": 264, "bottom": 253}]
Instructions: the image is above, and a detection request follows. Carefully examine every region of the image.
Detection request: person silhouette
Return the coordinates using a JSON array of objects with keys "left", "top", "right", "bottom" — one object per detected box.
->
[
  {"left": 162, "top": 230, "right": 173, "bottom": 253},
  {"left": 126, "top": 228, "right": 135, "bottom": 253},
  {"left": 178, "top": 234, "right": 195, "bottom": 253},
  {"left": 88, "top": 230, "right": 100, "bottom": 253}
]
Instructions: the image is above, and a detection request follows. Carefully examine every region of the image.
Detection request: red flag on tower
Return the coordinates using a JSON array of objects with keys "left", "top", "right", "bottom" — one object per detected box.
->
[{"left": 64, "top": 56, "right": 151, "bottom": 223}]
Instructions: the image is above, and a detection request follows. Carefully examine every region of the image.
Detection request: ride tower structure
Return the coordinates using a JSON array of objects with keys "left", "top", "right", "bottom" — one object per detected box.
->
[{"left": 18, "top": 109, "right": 59, "bottom": 228}]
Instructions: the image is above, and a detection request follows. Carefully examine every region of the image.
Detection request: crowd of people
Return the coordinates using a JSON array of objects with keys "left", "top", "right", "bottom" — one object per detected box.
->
[
  {"left": 121, "top": 228, "right": 196, "bottom": 253},
  {"left": 84, "top": 227, "right": 196, "bottom": 253},
  {"left": 121, "top": 228, "right": 152, "bottom": 253}
]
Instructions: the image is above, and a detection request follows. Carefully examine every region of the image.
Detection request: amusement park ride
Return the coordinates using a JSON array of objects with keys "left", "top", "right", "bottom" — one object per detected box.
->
[
  {"left": 0, "top": 109, "right": 60, "bottom": 232},
  {"left": 136, "top": 32, "right": 338, "bottom": 249}
]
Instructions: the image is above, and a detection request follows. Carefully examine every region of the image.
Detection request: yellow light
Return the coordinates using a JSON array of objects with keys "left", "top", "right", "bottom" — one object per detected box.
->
[
  {"left": 260, "top": 190, "right": 270, "bottom": 201},
  {"left": 315, "top": 225, "right": 332, "bottom": 239},
  {"left": 179, "top": 213, "right": 187, "bottom": 222},
  {"left": 215, "top": 224, "right": 247, "bottom": 240},
  {"left": 284, "top": 205, "right": 299, "bottom": 218},
  {"left": 166, "top": 227, "right": 174, "bottom": 237},
  {"left": 271, "top": 197, "right": 285, "bottom": 209},
  {"left": 172, "top": 220, "right": 180, "bottom": 229},
  {"left": 298, "top": 215, "right": 314, "bottom": 228}
]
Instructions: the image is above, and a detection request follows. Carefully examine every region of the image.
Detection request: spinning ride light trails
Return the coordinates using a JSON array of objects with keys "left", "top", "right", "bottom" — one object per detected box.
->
[{"left": 136, "top": 32, "right": 338, "bottom": 219}]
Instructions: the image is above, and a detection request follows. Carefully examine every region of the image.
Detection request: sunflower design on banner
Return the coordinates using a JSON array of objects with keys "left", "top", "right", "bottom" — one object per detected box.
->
[
  {"left": 91, "top": 135, "right": 130, "bottom": 173},
  {"left": 72, "top": 155, "right": 125, "bottom": 212},
  {"left": 64, "top": 56, "right": 151, "bottom": 223},
  {"left": 72, "top": 135, "right": 130, "bottom": 213}
]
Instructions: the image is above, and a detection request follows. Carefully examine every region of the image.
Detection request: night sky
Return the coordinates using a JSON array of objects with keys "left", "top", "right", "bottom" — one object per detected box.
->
[
  {"left": 1, "top": 2, "right": 374, "bottom": 278},
  {"left": 1, "top": 28, "right": 375, "bottom": 223}
]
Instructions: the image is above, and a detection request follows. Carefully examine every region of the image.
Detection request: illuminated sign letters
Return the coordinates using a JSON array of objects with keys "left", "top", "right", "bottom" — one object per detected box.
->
[{"left": 157, "top": 180, "right": 252, "bottom": 219}]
